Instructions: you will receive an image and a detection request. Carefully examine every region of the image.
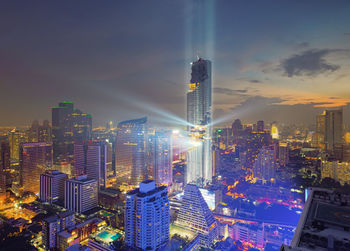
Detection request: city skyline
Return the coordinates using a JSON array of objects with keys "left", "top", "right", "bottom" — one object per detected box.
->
[
  {"left": 1, "top": 2, "right": 350, "bottom": 250},
  {"left": 1, "top": 1, "right": 350, "bottom": 127}
]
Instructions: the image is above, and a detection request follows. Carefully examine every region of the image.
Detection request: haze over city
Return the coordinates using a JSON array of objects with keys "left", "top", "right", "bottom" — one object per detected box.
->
[{"left": 1, "top": 1, "right": 350, "bottom": 126}]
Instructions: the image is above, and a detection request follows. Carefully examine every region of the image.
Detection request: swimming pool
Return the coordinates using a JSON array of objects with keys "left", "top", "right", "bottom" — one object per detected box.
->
[{"left": 97, "top": 231, "right": 122, "bottom": 243}]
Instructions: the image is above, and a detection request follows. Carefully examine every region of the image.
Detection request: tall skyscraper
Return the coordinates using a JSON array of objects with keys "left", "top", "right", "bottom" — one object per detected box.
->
[
  {"left": 125, "top": 180, "right": 170, "bottom": 250},
  {"left": 8, "top": 128, "right": 21, "bottom": 162},
  {"left": 115, "top": 117, "right": 147, "bottom": 188},
  {"left": 73, "top": 141, "right": 112, "bottom": 189},
  {"left": 325, "top": 109, "right": 343, "bottom": 151},
  {"left": 253, "top": 144, "right": 277, "bottom": 181},
  {"left": 149, "top": 131, "right": 173, "bottom": 186},
  {"left": 316, "top": 109, "right": 343, "bottom": 151},
  {"left": 98, "top": 141, "right": 113, "bottom": 189},
  {"left": 64, "top": 175, "right": 98, "bottom": 213},
  {"left": 20, "top": 142, "right": 53, "bottom": 194},
  {"left": 51, "top": 102, "right": 92, "bottom": 164},
  {"left": 0, "top": 141, "right": 10, "bottom": 200},
  {"left": 232, "top": 119, "right": 243, "bottom": 145},
  {"left": 186, "top": 58, "right": 213, "bottom": 186},
  {"left": 74, "top": 142, "right": 100, "bottom": 182},
  {"left": 176, "top": 184, "right": 218, "bottom": 248},
  {"left": 40, "top": 170, "right": 68, "bottom": 204}
]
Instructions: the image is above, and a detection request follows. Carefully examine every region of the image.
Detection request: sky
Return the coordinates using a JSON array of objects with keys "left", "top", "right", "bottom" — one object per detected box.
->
[{"left": 0, "top": 1, "right": 350, "bottom": 128}]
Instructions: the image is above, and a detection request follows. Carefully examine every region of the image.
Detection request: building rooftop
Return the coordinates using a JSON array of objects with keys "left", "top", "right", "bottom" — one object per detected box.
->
[
  {"left": 117, "top": 116, "right": 147, "bottom": 126},
  {"left": 43, "top": 215, "right": 59, "bottom": 223},
  {"left": 127, "top": 184, "right": 167, "bottom": 198},
  {"left": 283, "top": 188, "right": 350, "bottom": 251},
  {"left": 58, "top": 210, "right": 74, "bottom": 218},
  {"left": 68, "top": 175, "right": 96, "bottom": 183},
  {"left": 58, "top": 230, "right": 73, "bottom": 239}
]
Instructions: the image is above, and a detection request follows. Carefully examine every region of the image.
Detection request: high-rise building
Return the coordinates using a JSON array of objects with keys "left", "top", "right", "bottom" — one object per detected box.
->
[
  {"left": 253, "top": 144, "right": 277, "bottom": 181},
  {"left": 40, "top": 170, "right": 68, "bottom": 204},
  {"left": 42, "top": 211, "right": 75, "bottom": 250},
  {"left": 271, "top": 123, "right": 279, "bottom": 139},
  {"left": 244, "top": 130, "right": 272, "bottom": 169},
  {"left": 64, "top": 175, "right": 98, "bottom": 213},
  {"left": 38, "top": 120, "right": 52, "bottom": 142},
  {"left": 278, "top": 142, "right": 289, "bottom": 167},
  {"left": 20, "top": 142, "right": 53, "bottom": 194},
  {"left": 115, "top": 117, "right": 147, "bottom": 188},
  {"left": 51, "top": 102, "right": 92, "bottom": 164},
  {"left": 27, "top": 120, "right": 40, "bottom": 142},
  {"left": 0, "top": 141, "right": 10, "bottom": 171},
  {"left": 186, "top": 58, "right": 212, "bottom": 186},
  {"left": 176, "top": 184, "right": 218, "bottom": 248},
  {"left": 8, "top": 128, "right": 21, "bottom": 162},
  {"left": 232, "top": 119, "right": 243, "bottom": 145},
  {"left": 74, "top": 141, "right": 113, "bottom": 189},
  {"left": 125, "top": 180, "right": 170, "bottom": 250},
  {"left": 0, "top": 141, "right": 10, "bottom": 200},
  {"left": 256, "top": 120, "right": 264, "bottom": 132},
  {"left": 150, "top": 131, "right": 172, "bottom": 186},
  {"left": 316, "top": 109, "right": 343, "bottom": 152},
  {"left": 26, "top": 120, "right": 52, "bottom": 143},
  {"left": 98, "top": 141, "right": 113, "bottom": 189}
]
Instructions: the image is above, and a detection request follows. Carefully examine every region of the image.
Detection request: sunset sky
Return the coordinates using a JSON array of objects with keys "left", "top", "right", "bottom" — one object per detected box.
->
[{"left": 1, "top": 1, "right": 350, "bottom": 127}]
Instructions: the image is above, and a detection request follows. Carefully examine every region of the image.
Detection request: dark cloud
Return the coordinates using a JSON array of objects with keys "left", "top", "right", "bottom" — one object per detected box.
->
[
  {"left": 249, "top": 79, "right": 262, "bottom": 83},
  {"left": 213, "top": 87, "right": 247, "bottom": 96},
  {"left": 231, "top": 96, "right": 284, "bottom": 112},
  {"left": 281, "top": 49, "right": 341, "bottom": 77}
]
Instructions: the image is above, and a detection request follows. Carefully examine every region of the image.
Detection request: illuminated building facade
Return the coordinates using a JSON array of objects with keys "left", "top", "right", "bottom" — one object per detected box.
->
[
  {"left": 27, "top": 120, "right": 52, "bottom": 143},
  {"left": 73, "top": 140, "right": 113, "bottom": 189},
  {"left": 232, "top": 222, "right": 264, "bottom": 249},
  {"left": 0, "top": 141, "right": 10, "bottom": 199},
  {"left": 316, "top": 109, "right": 343, "bottom": 152},
  {"left": 125, "top": 180, "right": 170, "bottom": 250},
  {"left": 271, "top": 123, "right": 279, "bottom": 139},
  {"left": 278, "top": 142, "right": 289, "bottom": 167},
  {"left": 232, "top": 119, "right": 243, "bottom": 145},
  {"left": 64, "top": 175, "right": 98, "bottom": 213},
  {"left": 20, "top": 142, "right": 53, "bottom": 194},
  {"left": 186, "top": 58, "right": 212, "bottom": 186},
  {"left": 253, "top": 144, "right": 277, "bottom": 181},
  {"left": 52, "top": 102, "right": 92, "bottom": 164},
  {"left": 152, "top": 131, "right": 172, "bottom": 186},
  {"left": 176, "top": 184, "right": 218, "bottom": 248},
  {"left": 244, "top": 130, "right": 271, "bottom": 169},
  {"left": 321, "top": 161, "right": 350, "bottom": 185},
  {"left": 8, "top": 128, "right": 21, "bottom": 162},
  {"left": 42, "top": 211, "right": 75, "bottom": 250},
  {"left": 99, "top": 141, "right": 113, "bottom": 189},
  {"left": 115, "top": 117, "right": 147, "bottom": 188},
  {"left": 40, "top": 170, "right": 68, "bottom": 204}
]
